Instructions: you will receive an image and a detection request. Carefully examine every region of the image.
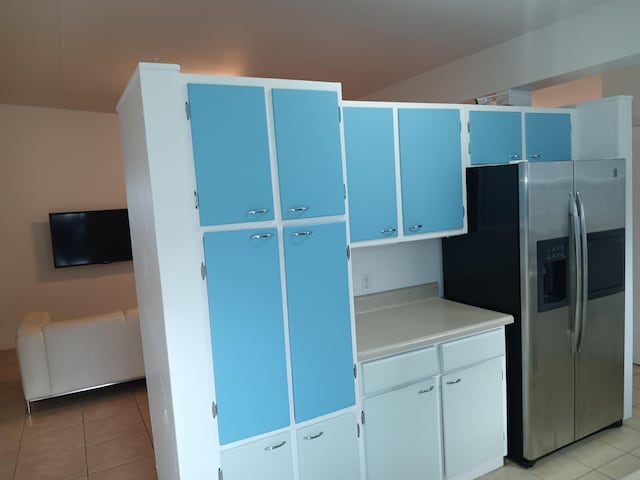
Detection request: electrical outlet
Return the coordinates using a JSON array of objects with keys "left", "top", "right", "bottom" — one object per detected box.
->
[{"left": 361, "top": 273, "right": 372, "bottom": 292}]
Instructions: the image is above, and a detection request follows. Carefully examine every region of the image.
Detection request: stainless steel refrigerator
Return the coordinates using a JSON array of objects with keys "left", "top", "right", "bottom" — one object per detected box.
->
[{"left": 442, "top": 159, "right": 626, "bottom": 466}]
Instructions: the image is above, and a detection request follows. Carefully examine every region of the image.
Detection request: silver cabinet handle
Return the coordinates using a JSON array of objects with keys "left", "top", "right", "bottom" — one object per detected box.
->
[
  {"left": 264, "top": 440, "right": 286, "bottom": 451},
  {"left": 290, "top": 231, "right": 313, "bottom": 238},
  {"left": 287, "top": 206, "right": 309, "bottom": 213},
  {"left": 529, "top": 153, "right": 541, "bottom": 160},
  {"left": 446, "top": 378, "right": 461, "bottom": 385},
  {"left": 418, "top": 386, "right": 434, "bottom": 394},
  {"left": 303, "top": 431, "right": 324, "bottom": 440},
  {"left": 250, "top": 233, "right": 273, "bottom": 240},
  {"left": 508, "top": 154, "right": 521, "bottom": 160},
  {"left": 247, "top": 208, "right": 269, "bottom": 215},
  {"left": 408, "top": 224, "right": 423, "bottom": 232},
  {"left": 381, "top": 227, "right": 397, "bottom": 235}
]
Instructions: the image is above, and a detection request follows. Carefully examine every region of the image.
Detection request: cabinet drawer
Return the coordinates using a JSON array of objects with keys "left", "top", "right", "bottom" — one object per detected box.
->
[
  {"left": 362, "top": 346, "right": 439, "bottom": 396},
  {"left": 440, "top": 328, "right": 504, "bottom": 372},
  {"left": 220, "top": 432, "right": 293, "bottom": 480}
]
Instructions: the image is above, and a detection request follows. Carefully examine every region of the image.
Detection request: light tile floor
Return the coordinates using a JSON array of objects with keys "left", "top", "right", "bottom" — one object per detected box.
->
[
  {"left": 479, "top": 364, "right": 640, "bottom": 480},
  {"left": 2, "top": 346, "right": 639, "bottom": 480},
  {"left": 0, "top": 349, "right": 157, "bottom": 480}
]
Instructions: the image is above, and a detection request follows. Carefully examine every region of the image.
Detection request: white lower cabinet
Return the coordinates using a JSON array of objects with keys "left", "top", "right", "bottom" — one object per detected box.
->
[
  {"left": 220, "top": 432, "right": 294, "bottom": 480},
  {"left": 297, "top": 412, "right": 361, "bottom": 480},
  {"left": 364, "top": 378, "right": 442, "bottom": 480},
  {"left": 441, "top": 357, "right": 505, "bottom": 480}
]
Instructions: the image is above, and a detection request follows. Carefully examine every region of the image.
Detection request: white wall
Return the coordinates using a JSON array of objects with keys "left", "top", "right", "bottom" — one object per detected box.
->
[
  {"left": 0, "top": 104, "right": 137, "bottom": 350},
  {"left": 364, "top": 0, "right": 640, "bottom": 103},
  {"left": 351, "top": 240, "right": 442, "bottom": 296}
]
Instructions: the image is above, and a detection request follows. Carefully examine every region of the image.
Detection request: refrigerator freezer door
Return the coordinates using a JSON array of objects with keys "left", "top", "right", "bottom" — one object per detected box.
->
[
  {"left": 520, "top": 161, "right": 575, "bottom": 461},
  {"left": 574, "top": 159, "right": 625, "bottom": 439}
]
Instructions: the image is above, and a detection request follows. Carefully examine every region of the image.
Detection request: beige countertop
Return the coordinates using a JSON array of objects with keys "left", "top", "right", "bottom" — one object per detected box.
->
[{"left": 355, "top": 284, "right": 514, "bottom": 362}]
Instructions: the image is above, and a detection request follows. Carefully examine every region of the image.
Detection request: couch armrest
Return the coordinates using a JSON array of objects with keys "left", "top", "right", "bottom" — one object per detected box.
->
[{"left": 16, "top": 311, "right": 52, "bottom": 401}]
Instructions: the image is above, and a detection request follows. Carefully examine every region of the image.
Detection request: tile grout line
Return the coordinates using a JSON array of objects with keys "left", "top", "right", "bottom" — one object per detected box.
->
[{"left": 11, "top": 412, "right": 26, "bottom": 480}]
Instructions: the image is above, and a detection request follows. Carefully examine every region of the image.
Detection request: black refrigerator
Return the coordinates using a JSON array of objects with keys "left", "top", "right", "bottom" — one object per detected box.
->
[{"left": 442, "top": 160, "right": 626, "bottom": 466}]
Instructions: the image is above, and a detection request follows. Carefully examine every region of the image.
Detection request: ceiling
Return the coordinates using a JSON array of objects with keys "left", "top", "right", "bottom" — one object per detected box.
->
[{"left": 0, "top": 0, "right": 614, "bottom": 113}]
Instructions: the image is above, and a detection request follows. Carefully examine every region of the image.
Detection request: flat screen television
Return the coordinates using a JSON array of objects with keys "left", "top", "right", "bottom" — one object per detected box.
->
[{"left": 48, "top": 209, "right": 133, "bottom": 268}]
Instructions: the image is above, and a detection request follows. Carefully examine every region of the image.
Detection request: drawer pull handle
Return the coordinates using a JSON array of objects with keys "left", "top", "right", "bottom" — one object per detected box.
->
[
  {"left": 302, "top": 431, "right": 324, "bottom": 441},
  {"left": 418, "top": 386, "right": 434, "bottom": 394},
  {"left": 508, "top": 154, "right": 521, "bottom": 160},
  {"left": 287, "top": 206, "right": 309, "bottom": 213},
  {"left": 408, "top": 224, "right": 423, "bottom": 232},
  {"left": 264, "top": 440, "right": 286, "bottom": 451},
  {"left": 250, "top": 233, "right": 273, "bottom": 240},
  {"left": 529, "top": 153, "right": 541, "bottom": 160},
  {"left": 247, "top": 208, "right": 269, "bottom": 215},
  {"left": 446, "top": 378, "right": 462, "bottom": 385},
  {"left": 290, "top": 231, "right": 313, "bottom": 238},
  {"left": 381, "top": 227, "right": 397, "bottom": 235}
]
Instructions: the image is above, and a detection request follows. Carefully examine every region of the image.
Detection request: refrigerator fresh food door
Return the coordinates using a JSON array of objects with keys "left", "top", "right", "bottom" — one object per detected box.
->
[
  {"left": 573, "top": 159, "right": 625, "bottom": 440},
  {"left": 520, "top": 161, "right": 575, "bottom": 461}
]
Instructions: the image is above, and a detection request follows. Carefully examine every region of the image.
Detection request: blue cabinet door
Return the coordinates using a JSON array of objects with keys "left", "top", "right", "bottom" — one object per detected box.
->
[
  {"left": 272, "top": 89, "right": 345, "bottom": 219},
  {"left": 525, "top": 112, "right": 571, "bottom": 162},
  {"left": 398, "top": 108, "right": 464, "bottom": 235},
  {"left": 283, "top": 222, "right": 355, "bottom": 422},
  {"left": 204, "top": 229, "right": 290, "bottom": 444},
  {"left": 469, "top": 110, "right": 522, "bottom": 165},
  {"left": 343, "top": 107, "right": 398, "bottom": 241},
  {"left": 188, "top": 84, "right": 275, "bottom": 226}
]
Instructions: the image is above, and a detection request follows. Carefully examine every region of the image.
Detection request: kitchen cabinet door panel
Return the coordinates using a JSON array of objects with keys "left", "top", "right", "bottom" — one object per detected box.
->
[
  {"left": 343, "top": 106, "right": 398, "bottom": 241},
  {"left": 272, "top": 89, "right": 345, "bottom": 219},
  {"left": 364, "top": 379, "right": 442, "bottom": 480},
  {"left": 525, "top": 112, "right": 571, "bottom": 161},
  {"left": 221, "top": 432, "right": 293, "bottom": 480},
  {"left": 297, "top": 413, "right": 360, "bottom": 480},
  {"left": 398, "top": 108, "right": 464, "bottom": 235},
  {"left": 188, "top": 84, "right": 274, "bottom": 225},
  {"left": 284, "top": 222, "right": 355, "bottom": 422},
  {"left": 469, "top": 110, "right": 522, "bottom": 165},
  {"left": 204, "top": 229, "right": 290, "bottom": 444},
  {"left": 441, "top": 357, "right": 504, "bottom": 478}
]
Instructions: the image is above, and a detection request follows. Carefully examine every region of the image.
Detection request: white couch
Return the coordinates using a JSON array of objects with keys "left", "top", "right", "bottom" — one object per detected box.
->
[{"left": 16, "top": 308, "right": 145, "bottom": 413}]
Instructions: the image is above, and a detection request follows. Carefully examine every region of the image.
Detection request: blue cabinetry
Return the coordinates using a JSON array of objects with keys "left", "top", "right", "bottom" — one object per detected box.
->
[
  {"left": 204, "top": 229, "right": 290, "bottom": 444},
  {"left": 525, "top": 112, "right": 571, "bottom": 161},
  {"left": 284, "top": 222, "right": 355, "bottom": 422},
  {"left": 469, "top": 110, "right": 522, "bottom": 165},
  {"left": 343, "top": 107, "right": 398, "bottom": 241},
  {"left": 272, "top": 89, "right": 345, "bottom": 219},
  {"left": 398, "top": 108, "right": 464, "bottom": 235},
  {"left": 188, "top": 84, "right": 275, "bottom": 225}
]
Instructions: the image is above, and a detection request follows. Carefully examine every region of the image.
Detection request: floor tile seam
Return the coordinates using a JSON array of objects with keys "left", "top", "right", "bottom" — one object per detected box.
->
[
  {"left": 86, "top": 451, "right": 156, "bottom": 475},
  {"left": 84, "top": 424, "right": 149, "bottom": 447},
  {"left": 82, "top": 405, "right": 89, "bottom": 478},
  {"left": 10, "top": 413, "right": 26, "bottom": 480},
  {"left": 594, "top": 453, "right": 640, "bottom": 477},
  {"left": 133, "top": 390, "right": 154, "bottom": 447}
]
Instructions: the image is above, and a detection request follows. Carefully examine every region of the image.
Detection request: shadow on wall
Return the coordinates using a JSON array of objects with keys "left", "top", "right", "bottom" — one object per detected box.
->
[{"left": 32, "top": 221, "right": 134, "bottom": 283}]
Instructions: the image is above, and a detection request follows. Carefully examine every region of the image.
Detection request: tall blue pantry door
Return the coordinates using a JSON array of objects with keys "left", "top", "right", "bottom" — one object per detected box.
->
[
  {"left": 188, "top": 84, "right": 275, "bottom": 225},
  {"left": 272, "top": 89, "right": 345, "bottom": 219},
  {"left": 204, "top": 229, "right": 290, "bottom": 444},
  {"left": 283, "top": 222, "right": 355, "bottom": 422}
]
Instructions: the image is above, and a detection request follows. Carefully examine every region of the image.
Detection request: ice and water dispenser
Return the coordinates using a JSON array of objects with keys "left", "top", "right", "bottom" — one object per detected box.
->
[{"left": 537, "top": 237, "right": 569, "bottom": 312}]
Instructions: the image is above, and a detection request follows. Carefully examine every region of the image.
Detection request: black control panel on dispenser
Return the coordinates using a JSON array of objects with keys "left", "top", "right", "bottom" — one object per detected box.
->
[{"left": 537, "top": 237, "right": 569, "bottom": 312}]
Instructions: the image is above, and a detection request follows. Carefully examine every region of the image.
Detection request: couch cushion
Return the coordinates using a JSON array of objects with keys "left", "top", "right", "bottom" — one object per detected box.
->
[{"left": 16, "top": 311, "right": 52, "bottom": 400}]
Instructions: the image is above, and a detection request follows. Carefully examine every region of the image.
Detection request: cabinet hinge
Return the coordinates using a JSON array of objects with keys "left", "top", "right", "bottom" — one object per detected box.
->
[
  {"left": 357, "top": 423, "right": 361, "bottom": 438},
  {"left": 218, "top": 468, "right": 223, "bottom": 480},
  {"left": 468, "top": 142, "right": 471, "bottom": 155},
  {"left": 467, "top": 121, "right": 470, "bottom": 133},
  {"left": 343, "top": 183, "right": 346, "bottom": 200},
  {"left": 338, "top": 106, "right": 342, "bottom": 123},
  {"left": 201, "top": 263, "right": 207, "bottom": 281},
  {"left": 185, "top": 101, "right": 191, "bottom": 120},
  {"left": 212, "top": 401, "right": 218, "bottom": 418},
  {"left": 194, "top": 190, "right": 199, "bottom": 210},
  {"left": 353, "top": 363, "right": 357, "bottom": 379},
  {"left": 347, "top": 245, "right": 351, "bottom": 261},
  {"left": 462, "top": 205, "right": 465, "bottom": 219},
  {"left": 361, "top": 410, "right": 366, "bottom": 425}
]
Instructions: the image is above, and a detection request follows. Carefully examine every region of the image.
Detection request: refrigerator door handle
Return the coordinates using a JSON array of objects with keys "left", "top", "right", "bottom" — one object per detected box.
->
[
  {"left": 569, "top": 192, "right": 582, "bottom": 355},
  {"left": 576, "top": 191, "right": 589, "bottom": 353}
]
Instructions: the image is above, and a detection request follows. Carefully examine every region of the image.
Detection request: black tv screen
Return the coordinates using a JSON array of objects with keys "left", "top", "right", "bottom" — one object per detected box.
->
[{"left": 49, "top": 209, "right": 133, "bottom": 268}]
